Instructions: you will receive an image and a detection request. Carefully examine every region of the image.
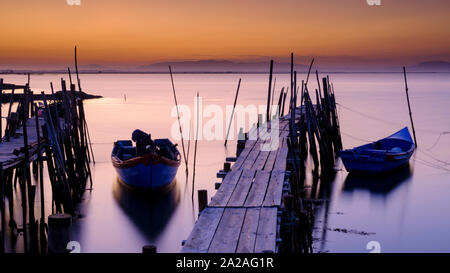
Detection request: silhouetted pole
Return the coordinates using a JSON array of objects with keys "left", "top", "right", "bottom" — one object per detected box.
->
[
  {"left": 403, "top": 66, "right": 418, "bottom": 148},
  {"left": 290, "top": 53, "right": 294, "bottom": 113},
  {"left": 0, "top": 79, "right": 3, "bottom": 142},
  {"left": 192, "top": 92, "right": 200, "bottom": 201},
  {"left": 169, "top": 66, "right": 189, "bottom": 174},
  {"left": 224, "top": 78, "right": 241, "bottom": 146},
  {"left": 270, "top": 77, "right": 277, "bottom": 116},
  {"left": 315, "top": 70, "right": 322, "bottom": 97},
  {"left": 74, "top": 46, "right": 82, "bottom": 92},
  {"left": 305, "top": 58, "right": 315, "bottom": 86},
  {"left": 67, "top": 67, "right": 73, "bottom": 87},
  {"left": 266, "top": 60, "right": 274, "bottom": 122}
]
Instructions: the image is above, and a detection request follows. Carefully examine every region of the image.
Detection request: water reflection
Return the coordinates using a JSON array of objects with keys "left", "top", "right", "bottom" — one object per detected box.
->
[
  {"left": 343, "top": 164, "right": 413, "bottom": 196},
  {"left": 112, "top": 179, "right": 181, "bottom": 241}
]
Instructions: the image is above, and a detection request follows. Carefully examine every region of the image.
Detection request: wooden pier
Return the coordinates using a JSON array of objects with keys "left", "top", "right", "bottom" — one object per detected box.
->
[
  {"left": 0, "top": 75, "right": 95, "bottom": 253},
  {"left": 182, "top": 61, "right": 342, "bottom": 253},
  {"left": 182, "top": 112, "right": 301, "bottom": 253}
]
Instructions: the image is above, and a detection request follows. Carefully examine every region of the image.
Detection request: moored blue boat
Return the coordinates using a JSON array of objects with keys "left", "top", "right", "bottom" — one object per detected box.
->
[
  {"left": 339, "top": 127, "right": 415, "bottom": 174},
  {"left": 111, "top": 130, "right": 180, "bottom": 189}
]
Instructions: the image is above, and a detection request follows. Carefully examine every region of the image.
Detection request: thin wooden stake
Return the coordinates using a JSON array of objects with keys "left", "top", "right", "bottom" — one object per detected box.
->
[
  {"left": 305, "top": 58, "right": 315, "bottom": 86},
  {"left": 0, "top": 79, "right": 3, "bottom": 142},
  {"left": 266, "top": 60, "right": 274, "bottom": 122},
  {"left": 403, "top": 66, "right": 418, "bottom": 148},
  {"left": 169, "top": 66, "right": 189, "bottom": 173},
  {"left": 192, "top": 92, "right": 200, "bottom": 201},
  {"left": 74, "top": 46, "right": 82, "bottom": 92},
  {"left": 270, "top": 77, "right": 277, "bottom": 115},
  {"left": 0, "top": 162, "right": 4, "bottom": 253},
  {"left": 224, "top": 78, "right": 241, "bottom": 146},
  {"left": 315, "top": 70, "right": 322, "bottom": 98},
  {"left": 277, "top": 87, "right": 285, "bottom": 116},
  {"left": 34, "top": 104, "right": 45, "bottom": 227}
]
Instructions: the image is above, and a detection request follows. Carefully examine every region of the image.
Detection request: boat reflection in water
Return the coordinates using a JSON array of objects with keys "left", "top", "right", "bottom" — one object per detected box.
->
[
  {"left": 112, "top": 178, "right": 180, "bottom": 240},
  {"left": 343, "top": 163, "right": 413, "bottom": 195}
]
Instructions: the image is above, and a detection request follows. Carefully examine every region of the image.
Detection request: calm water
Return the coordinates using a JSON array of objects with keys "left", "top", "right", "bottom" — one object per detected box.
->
[{"left": 1, "top": 72, "right": 449, "bottom": 253}]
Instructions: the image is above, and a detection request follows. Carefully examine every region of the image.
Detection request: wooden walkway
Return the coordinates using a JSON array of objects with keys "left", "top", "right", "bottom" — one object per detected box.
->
[
  {"left": 0, "top": 118, "right": 45, "bottom": 170},
  {"left": 182, "top": 113, "right": 298, "bottom": 253}
]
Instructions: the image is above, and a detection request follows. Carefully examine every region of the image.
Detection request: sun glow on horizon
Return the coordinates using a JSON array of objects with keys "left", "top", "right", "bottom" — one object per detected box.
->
[{"left": 0, "top": 0, "right": 449, "bottom": 68}]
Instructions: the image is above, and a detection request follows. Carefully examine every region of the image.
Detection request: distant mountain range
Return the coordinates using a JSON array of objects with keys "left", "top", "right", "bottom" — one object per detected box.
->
[
  {"left": 139, "top": 60, "right": 309, "bottom": 73},
  {"left": 408, "top": 61, "right": 450, "bottom": 71},
  {"left": 1, "top": 60, "right": 449, "bottom": 74}
]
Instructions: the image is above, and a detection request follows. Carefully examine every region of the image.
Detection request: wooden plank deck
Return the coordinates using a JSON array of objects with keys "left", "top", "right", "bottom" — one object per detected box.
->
[
  {"left": 0, "top": 118, "right": 45, "bottom": 169},
  {"left": 182, "top": 112, "right": 299, "bottom": 253}
]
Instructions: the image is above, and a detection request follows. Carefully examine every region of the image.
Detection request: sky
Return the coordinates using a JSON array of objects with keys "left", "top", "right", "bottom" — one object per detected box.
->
[{"left": 0, "top": 0, "right": 449, "bottom": 69}]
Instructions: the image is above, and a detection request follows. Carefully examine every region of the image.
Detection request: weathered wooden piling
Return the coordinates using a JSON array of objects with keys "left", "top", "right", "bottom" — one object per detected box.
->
[
  {"left": 142, "top": 245, "right": 157, "bottom": 253},
  {"left": 47, "top": 213, "right": 72, "bottom": 253},
  {"left": 0, "top": 163, "right": 4, "bottom": 253},
  {"left": 197, "top": 190, "right": 208, "bottom": 213}
]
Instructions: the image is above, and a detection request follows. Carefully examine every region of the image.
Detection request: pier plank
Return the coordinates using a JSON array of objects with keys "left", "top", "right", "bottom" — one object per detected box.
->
[
  {"left": 208, "top": 208, "right": 246, "bottom": 253},
  {"left": 263, "top": 170, "right": 286, "bottom": 207},
  {"left": 182, "top": 207, "right": 224, "bottom": 253},
  {"left": 236, "top": 208, "right": 260, "bottom": 253},
  {"left": 232, "top": 140, "right": 257, "bottom": 170},
  {"left": 273, "top": 146, "right": 288, "bottom": 171},
  {"left": 244, "top": 170, "right": 271, "bottom": 207},
  {"left": 227, "top": 169, "right": 256, "bottom": 207},
  {"left": 209, "top": 169, "right": 243, "bottom": 207},
  {"left": 251, "top": 150, "right": 270, "bottom": 171},
  {"left": 254, "top": 207, "right": 278, "bottom": 253},
  {"left": 263, "top": 138, "right": 285, "bottom": 171},
  {"left": 0, "top": 118, "right": 45, "bottom": 169},
  {"left": 182, "top": 107, "right": 304, "bottom": 253},
  {"left": 241, "top": 146, "right": 260, "bottom": 170}
]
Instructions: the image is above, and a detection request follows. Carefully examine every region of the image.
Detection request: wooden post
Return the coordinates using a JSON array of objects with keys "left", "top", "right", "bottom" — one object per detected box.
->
[
  {"left": 18, "top": 166, "right": 28, "bottom": 252},
  {"left": 169, "top": 66, "right": 188, "bottom": 173},
  {"left": 197, "top": 190, "right": 208, "bottom": 213},
  {"left": 192, "top": 92, "right": 200, "bottom": 200},
  {"left": 5, "top": 88, "right": 15, "bottom": 141},
  {"left": 142, "top": 245, "right": 157, "bottom": 253},
  {"left": 224, "top": 78, "right": 241, "bottom": 146},
  {"left": 266, "top": 60, "right": 274, "bottom": 122},
  {"left": 270, "top": 77, "right": 277, "bottom": 115},
  {"left": 48, "top": 214, "right": 72, "bottom": 253},
  {"left": 34, "top": 104, "right": 45, "bottom": 226},
  {"left": 290, "top": 53, "right": 294, "bottom": 106},
  {"left": 0, "top": 162, "right": 4, "bottom": 253},
  {"left": 257, "top": 114, "right": 262, "bottom": 129},
  {"left": 281, "top": 88, "right": 287, "bottom": 116},
  {"left": 316, "top": 70, "right": 322, "bottom": 98},
  {"left": 0, "top": 79, "right": 2, "bottom": 142},
  {"left": 403, "top": 66, "right": 417, "bottom": 148},
  {"left": 74, "top": 46, "right": 82, "bottom": 92},
  {"left": 305, "top": 58, "right": 315, "bottom": 86},
  {"left": 277, "top": 87, "right": 285, "bottom": 116},
  {"left": 30, "top": 91, "right": 34, "bottom": 117},
  {"left": 67, "top": 67, "right": 73, "bottom": 87},
  {"left": 21, "top": 100, "right": 35, "bottom": 228}
]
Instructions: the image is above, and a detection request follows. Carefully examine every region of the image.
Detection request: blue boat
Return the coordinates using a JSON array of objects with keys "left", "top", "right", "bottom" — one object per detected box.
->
[
  {"left": 339, "top": 127, "right": 415, "bottom": 174},
  {"left": 111, "top": 130, "right": 181, "bottom": 189}
]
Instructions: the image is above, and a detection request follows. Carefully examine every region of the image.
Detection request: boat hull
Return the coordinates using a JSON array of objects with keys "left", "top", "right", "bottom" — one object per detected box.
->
[
  {"left": 113, "top": 159, "right": 179, "bottom": 189},
  {"left": 340, "top": 152, "right": 412, "bottom": 173},
  {"left": 339, "top": 127, "right": 415, "bottom": 174}
]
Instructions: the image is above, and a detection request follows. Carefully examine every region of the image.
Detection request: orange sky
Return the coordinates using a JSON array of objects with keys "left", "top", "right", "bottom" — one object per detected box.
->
[{"left": 0, "top": 0, "right": 449, "bottom": 68}]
